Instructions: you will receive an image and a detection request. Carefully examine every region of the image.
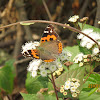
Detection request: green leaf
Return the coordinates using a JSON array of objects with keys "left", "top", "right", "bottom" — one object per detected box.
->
[
  {"left": 21, "top": 93, "right": 57, "bottom": 100},
  {"left": 78, "top": 23, "right": 100, "bottom": 33},
  {"left": 79, "top": 91, "right": 100, "bottom": 100},
  {"left": 0, "top": 59, "right": 15, "bottom": 93},
  {"left": 21, "top": 93, "right": 39, "bottom": 100},
  {"left": 55, "top": 67, "right": 85, "bottom": 91},
  {"left": 20, "top": 22, "right": 35, "bottom": 25},
  {"left": 25, "top": 72, "right": 49, "bottom": 94},
  {"left": 83, "top": 73, "right": 100, "bottom": 89},
  {"left": 64, "top": 45, "right": 80, "bottom": 62}
]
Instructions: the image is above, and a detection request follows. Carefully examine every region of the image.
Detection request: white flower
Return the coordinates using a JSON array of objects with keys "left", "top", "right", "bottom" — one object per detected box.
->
[
  {"left": 65, "top": 80, "right": 71, "bottom": 85},
  {"left": 70, "top": 87, "right": 76, "bottom": 92},
  {"left": 72, "top": 78, "right": 76, "bottom": 81},
  {"left": 86, "top": 42, "right": 93, "bottom": 49},
  {"left": 98, "top": 21, "right": 100, "bottom": 24},
  {"left": 60, "top": 55, "right": 68, "bottom": 61},
  {"left": 44, "top": 62, "right": 51, "bottom": 68},
  {"left": 79, "top": 62, "right": 83, "bottom": 67},
  {"left": 70, "top": 82, "right": 75, "bottom": 86},
  {"left": 56, "top": 71, "right": 61, "bottom": 76},
  {"left": 64, "top": 84, "right": 70, "bottom": 90},
  {"left": 49, "top": 65, "right": 57, "bottom": 72},
  {"left": 27, "top": 59, "right": 42, "bottom": 71},
  {"left": 76, "top": 90, "right": 80, "bottom": 94},
  {"left": 73, "top": 53, "right": 84, "bottom": 63},
  {"left": 80, "top": 41, "right": 87, "bottom": 47},
  {"left": 56, "top": 62, "right": 62, "bottom": 68},
  {"left": 82, "top": 29, "right": 93, "bottom": 35},
  {"left": 39, "top": 64, "right": 46, "bottom": 70},
  {"left": 40, "top": 70, "right": 47, "bottom": 77},
  {"left": 58, "top": 67, "right": 63, "bottom": 72},
  {"left": 67, "top": 52, "right": 72, "bottom": 57},
  {"left": 92, "top": 47, "right": 99, "bottom": 55},
  {"left": 31, "top": 71, "right": 37, "bottom": 77},
  {"left": 74, "top": 59, "right": 78, "bottom": 63},
  {"left": 77, "top": 34, "right": 84, "bottom": 39},
  {"left": 68, "top": 15, "right": 79, "bottom": 22},
  {"left": 74, "top": 82, "right": 80, "bottom": 87},
  {"left": 21, "top": 41, "right": 40, "bottom": 55},
  {"left": 83, "top": 55, "right": 87, "bottom": 58},
  {"left": 98, "top": 41, "right": 100, "bottom": 45},
  {"left": 72, "top": 93, "right": 77, "bottom": 97},
  {"left": 78, "top": 29, "right": 100, "bottom": 50}
]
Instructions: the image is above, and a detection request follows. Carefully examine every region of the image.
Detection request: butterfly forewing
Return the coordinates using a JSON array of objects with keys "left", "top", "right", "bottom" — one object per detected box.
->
[{"left": 27, "top": 24, "right": 62, "bottom": 62}]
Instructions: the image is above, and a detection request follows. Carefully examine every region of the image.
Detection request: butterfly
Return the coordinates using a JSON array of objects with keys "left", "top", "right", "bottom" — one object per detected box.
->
[{"left": 28, "top": 24, "right": 62, "bottom": 62}]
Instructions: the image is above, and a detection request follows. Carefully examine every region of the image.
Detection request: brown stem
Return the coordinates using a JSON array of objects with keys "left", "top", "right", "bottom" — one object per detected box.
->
[
  {"left": 84, "top": 65, "right": 97, "bottom": 83},
  {"left": 0, "top": 20, "right": 99, "bottom": 47},
  {"left": 51, "top": 73, "right": 59, "bottom": 100}
]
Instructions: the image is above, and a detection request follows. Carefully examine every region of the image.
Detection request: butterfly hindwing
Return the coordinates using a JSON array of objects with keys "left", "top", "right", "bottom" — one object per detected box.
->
[{"left": 37, "top": 40, "right": 62, "bottom": 62}]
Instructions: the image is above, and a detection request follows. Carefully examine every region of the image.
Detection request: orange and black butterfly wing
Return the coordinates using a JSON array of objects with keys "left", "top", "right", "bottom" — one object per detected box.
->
[
  {"left": 40, "top": 24, "right": 59, "bottom": 43},
  {"left": 38, "top": 24, "right": 62, "bottom": 62},
  {"left": 39, "top": 40, "right": 62, "bottom": 62},
  {"left": 27, "top": 49, "right": 40, "bottom": 59}
]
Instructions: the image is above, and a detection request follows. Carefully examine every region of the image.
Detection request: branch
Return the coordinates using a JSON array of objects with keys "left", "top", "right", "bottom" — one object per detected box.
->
[
  {"left": 51, "top": 73, "right": 59, "bottom": 100},
  {"left": 0, "top": 20, "right": 99, "bottom": 47}
]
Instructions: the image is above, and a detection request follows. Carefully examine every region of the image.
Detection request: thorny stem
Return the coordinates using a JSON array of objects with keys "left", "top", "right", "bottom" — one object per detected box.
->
[
  {"left": 51, "top": 73, "right": 59, "bottom": 100},
  {"left": 0, "top": 20, "right": 99, "bottom": 49}
]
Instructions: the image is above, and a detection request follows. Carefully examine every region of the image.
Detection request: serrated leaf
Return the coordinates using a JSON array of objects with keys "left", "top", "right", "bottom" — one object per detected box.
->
[
  {"left": 83, "top": 73, "right": 100, "bottom": 89},
  {"left": 25, "top": 72, "right": 49, "bottom": 94},
  {"left": 0, "top": 60, "right": 15, "bottom": 93},
  {"left": 55, "top": 67, "right": 85, "bottom": 91}
]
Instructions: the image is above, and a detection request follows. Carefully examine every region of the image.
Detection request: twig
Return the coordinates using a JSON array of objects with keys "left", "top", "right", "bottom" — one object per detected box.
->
[
  {"left": 51, "top": 73, "right": 59, "bottom": 100},
  {"left": 79, "top": 0, "right": 90, "bottom": 18},
  {"left": 0, "top": 20, "right": 99, "bottom": 47},
  {"left": 84, "top": 65, "right": 97, "bottom": 83},
  {"left": 42, "top": 0, "right": 52, "bottom": 21},
  {"left": 15, "top": 58, "right": 32, "bottom": 65},
  {"left": 13, "top": 24, "right": 24, "bottom": 59},
  {"left": 0, "top": 40, "right": 15, "bottom": 48},
  {"left": 0, "top": 29, "right": 16, "bottom": 41},
  {"left": 15, "top": 0, "right": 33, "bottom": 41}
]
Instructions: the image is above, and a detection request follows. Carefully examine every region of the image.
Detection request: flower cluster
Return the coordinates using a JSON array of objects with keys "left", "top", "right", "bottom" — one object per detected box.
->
[
  {"left": 60, "top": 49, "right": 72, "bottom": 61},
  {"left": 68, "top": 15, "right": 79, "bottom": 23},
  {"left": 60, "top": 78, "right": 80, "bottom": 98},
  {"left": 73, "top": 53, "right": 100, "bottom": 67},
  {"left": 21, "top": 41, "right": 72, "bottom": 77},
  {"left": 77, "top": 29, "right": 100, "bottom": 55},
  {"left": 53, "top": 67, "right": 64, "bottom": 77}
]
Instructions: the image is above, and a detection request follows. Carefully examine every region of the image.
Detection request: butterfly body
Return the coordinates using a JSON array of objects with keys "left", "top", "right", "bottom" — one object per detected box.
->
[{"left": 28, "top": 25, "right": 62, "bottom": 62}]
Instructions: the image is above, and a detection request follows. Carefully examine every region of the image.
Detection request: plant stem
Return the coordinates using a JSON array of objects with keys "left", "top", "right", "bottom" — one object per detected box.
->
[
  {"left": 84, "top": 65, "right": 97, "bottom": 83},
  {"left": 0, "top": 20, "right": 99, "bottom": 48},
  {"left": 51, "top": 73, "right": 59, "bottom": 100}
]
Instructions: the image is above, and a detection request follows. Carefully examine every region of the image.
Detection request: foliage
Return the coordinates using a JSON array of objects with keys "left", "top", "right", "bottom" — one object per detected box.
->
[{"left": 0, "top": 60, "right": 15, "bottom": 94}]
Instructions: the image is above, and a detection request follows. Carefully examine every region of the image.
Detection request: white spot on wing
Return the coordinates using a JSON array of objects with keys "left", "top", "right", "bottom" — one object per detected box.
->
[
  {"left": 50, "top": 29, "right": 53, "bottom": 33},
  {"left": 44, "top": 31, "right": 49, "bottom": 33}
]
